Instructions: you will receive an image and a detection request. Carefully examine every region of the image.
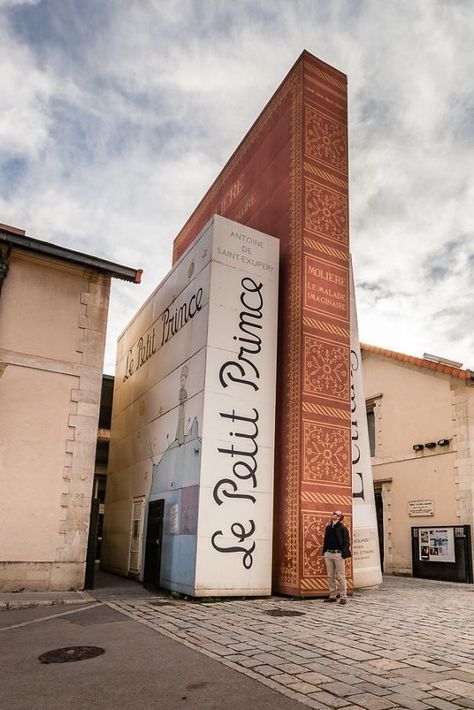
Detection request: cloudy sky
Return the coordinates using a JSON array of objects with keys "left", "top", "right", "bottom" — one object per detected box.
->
[{"left": 1, "top": 0, "right": 473, "bottom": 373}]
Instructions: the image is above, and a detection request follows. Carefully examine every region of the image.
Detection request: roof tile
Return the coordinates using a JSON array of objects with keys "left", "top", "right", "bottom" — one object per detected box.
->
[{"left": 361, "top": 343, "right": 472, "bottom": 381}]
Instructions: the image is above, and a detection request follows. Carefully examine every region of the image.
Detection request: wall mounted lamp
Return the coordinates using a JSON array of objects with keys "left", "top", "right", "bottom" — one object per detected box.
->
[
  {"left": 425, "top": 442, "right": 436, "bottom": 449},
  {"left": 413, "top": 444, "right": 424, "bottom": 452},
  {"left": 437, "top": 438, "right": 450, "bottom": 447}
]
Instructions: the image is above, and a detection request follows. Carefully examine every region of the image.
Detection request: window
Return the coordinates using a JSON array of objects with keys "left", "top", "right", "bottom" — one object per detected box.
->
[
  {"left": 98, "top": 376, "right": 114, "bottom": 429},
  {"left": 367, "top": 405, "right": 376, "bottom": 457},
  {"left": 129, "top": 498, "right": 145, "bottom": 574}
]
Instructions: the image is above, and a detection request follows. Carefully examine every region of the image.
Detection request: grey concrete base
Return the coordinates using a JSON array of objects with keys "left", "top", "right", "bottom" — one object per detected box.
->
[
  {"left": 0, "top": 567, "right": 156, "bottom": 610},
  {"left": 0, "top": 590, "right": 93, "bottom": 611},
  {"left": 0, "top": 561, "right": 85, "bottom": 592}
]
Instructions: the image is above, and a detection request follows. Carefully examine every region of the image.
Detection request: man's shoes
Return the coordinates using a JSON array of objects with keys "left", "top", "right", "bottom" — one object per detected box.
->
[
  {"left": 339, "top": 598, "right": 347, "bottom": 605},
  {"left": 323, "top": 597, "right": 337, "bottom": 603}
]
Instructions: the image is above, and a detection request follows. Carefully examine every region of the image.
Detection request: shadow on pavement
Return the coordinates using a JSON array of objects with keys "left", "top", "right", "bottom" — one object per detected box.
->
[{"left": 89, "top": 565, "right": 165, "bottom": 601}]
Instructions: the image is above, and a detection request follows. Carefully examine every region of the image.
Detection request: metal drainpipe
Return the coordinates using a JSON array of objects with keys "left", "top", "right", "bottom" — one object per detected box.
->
[{"left": 0, "top": 243, "right": 11, "bottom": 297}]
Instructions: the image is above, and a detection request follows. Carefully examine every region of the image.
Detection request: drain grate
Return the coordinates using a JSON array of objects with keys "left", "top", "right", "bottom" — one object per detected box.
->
[
  {"left": 264, "top": 609, "right": 305, "bottom": 617},
  {"left": 38, "top": 646, "right": 105, "bottom": 664}
]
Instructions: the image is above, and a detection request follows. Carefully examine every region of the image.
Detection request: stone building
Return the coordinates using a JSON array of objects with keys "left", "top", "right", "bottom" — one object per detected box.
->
[
  {"left": 0, "top": 223, "right": 140, "bottom": 591},
  {"left": 362, "top": 343, "right": 474, "bottom": 578}
]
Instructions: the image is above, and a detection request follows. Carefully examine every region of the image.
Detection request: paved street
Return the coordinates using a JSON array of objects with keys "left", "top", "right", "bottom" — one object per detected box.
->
[
  {"left": 110, "top": 576, "right": 474, "bottom": 709},
  {"left": 0, "top": 601, "right": 303, "bottom": 710},
  {"left": 1, "top": 576, "right": 473, "bottom": 709}
]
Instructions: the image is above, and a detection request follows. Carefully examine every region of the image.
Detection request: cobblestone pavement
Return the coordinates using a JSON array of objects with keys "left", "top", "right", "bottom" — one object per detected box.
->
[{"left": 108, "top": 576, "right": 474, "bottom": 710}]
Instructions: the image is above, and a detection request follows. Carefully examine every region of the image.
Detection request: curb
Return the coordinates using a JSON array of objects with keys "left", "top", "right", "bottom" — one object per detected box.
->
[{"left": 0, "top": 592, "right": 95, "bottom": 611}]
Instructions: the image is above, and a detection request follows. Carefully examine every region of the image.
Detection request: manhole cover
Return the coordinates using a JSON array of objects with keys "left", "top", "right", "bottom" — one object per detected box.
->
[
  {"left": 264, "top": 609, "right": 305, "bottom": 617},
  {"left": 38, "top": 646, "right": 105, "bottom": 664},
  {"left": 148, "top": 601, "right": 173, "bottom": 607}
]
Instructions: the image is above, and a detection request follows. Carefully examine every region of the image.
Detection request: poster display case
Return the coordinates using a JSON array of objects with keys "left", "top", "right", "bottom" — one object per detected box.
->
[{"left": 412, "top": 526, "right": 472, "bottom": 583}]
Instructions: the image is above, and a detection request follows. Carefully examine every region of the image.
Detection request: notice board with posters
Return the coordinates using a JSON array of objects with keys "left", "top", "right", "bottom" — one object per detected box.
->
[
  {"left": 172, "top": 51, "right": 351, "bottom": 597},
  {"left": 412, "top": 526, "right": 473, "bottom": 583},
  {"left": 418, "top": 527, "right": 455, "bottom": 562}
]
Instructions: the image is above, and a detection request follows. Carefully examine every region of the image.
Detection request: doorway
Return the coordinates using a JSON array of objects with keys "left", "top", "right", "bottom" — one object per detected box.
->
[
  {"left": 84, "top": 497, "right": 100, "bottom": 589},
  {"left": 374, "top": 487, "right": 384, "bottom": 570},
  {"left": 143, "top": 499, "right": 164, "bottom": 589}
]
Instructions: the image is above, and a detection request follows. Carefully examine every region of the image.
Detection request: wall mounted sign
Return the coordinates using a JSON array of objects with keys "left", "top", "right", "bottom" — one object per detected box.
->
[{"left": 408, "top": 500, "right": 434, "bottom": 517}]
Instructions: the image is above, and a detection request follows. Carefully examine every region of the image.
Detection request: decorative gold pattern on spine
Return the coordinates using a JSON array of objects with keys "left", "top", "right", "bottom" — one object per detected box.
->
[
  {"left": 280, "top": 68, "right": 303, "bottom": 588},
  {"left": 303, "top": 421, "right": 351, "bottom": 484},
  {"left": 304, "top": 161, "right": 348, "bottom": 190},
  {"left": 299, "top": 577, "right": 354, "bottom": 592},
  {"left": 303, "top": 336, "right": 349, "bottom": 401},
  {"left": 304, "top": 108, "right": 347, "bottom": 175},
  {"left": 300, "top": 578, "right": 328, "bottom": 591},
  {"left": 304, "top": 62, "right": 347, "bottom": 92},
  {"left": 299, "top": 56, "right": 350, "bottom": 596},
  {"left": 302, "top": 315, "right": 349, "bottom": 338},
  {"left": 301, "top": 491, "right": 352, "bottom": 506},
  {"left": 302, "top": 513, "right": 325, "bottom": 577},
  {"left": 302, "top": 401, "right": 348, "bottom": 420},
  {"left": 303, "top": 237, "right": 347, "bottom": 261},
  {"left": 304, "top": 179, "right": 348, "bottom": 243}
]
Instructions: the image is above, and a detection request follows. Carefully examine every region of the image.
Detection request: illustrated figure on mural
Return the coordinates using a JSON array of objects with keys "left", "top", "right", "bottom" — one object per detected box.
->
[
  {"left": 176, "top": 365, "right": 188, "bottom": 445},
  {"left": 322, "top": 511, "right": 351, "bottom": 604},
  {"left": 149, "top": 363, "right": 201, "bottom": 502}
]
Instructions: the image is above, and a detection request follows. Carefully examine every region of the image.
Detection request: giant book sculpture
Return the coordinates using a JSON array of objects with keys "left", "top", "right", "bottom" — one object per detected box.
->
[{"left": 173, "top": 51, "right": 352, "bottom": 596}]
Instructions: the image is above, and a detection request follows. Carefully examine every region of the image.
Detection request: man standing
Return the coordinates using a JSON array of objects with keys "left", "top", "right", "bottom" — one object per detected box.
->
[{"left": 322, "top": 511, "right": 351, "bottom": 605}]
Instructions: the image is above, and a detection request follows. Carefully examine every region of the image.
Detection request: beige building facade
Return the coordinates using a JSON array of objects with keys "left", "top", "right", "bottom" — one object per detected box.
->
[
  {"left": 0, "top": 223, "right": 140, "bottom": 591},
  {"left": 362, "top": 344, "right": 474, "bottom": 578}
]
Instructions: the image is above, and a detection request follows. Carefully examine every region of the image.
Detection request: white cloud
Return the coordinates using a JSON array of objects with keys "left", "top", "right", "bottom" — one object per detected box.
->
[
  {"left": 1, "top": 0, "right": 473, "bottom": 371},
  {"left": 0, "top": 0, "right": 40, "bottom": 7},
  {"left": 0, "top": 17, "right": 55, "bottom": 158}
]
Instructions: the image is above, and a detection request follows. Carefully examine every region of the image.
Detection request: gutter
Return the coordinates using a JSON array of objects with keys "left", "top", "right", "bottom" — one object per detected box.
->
[{"left": 0, "top": 224, "right": 142, "bottom": 284}]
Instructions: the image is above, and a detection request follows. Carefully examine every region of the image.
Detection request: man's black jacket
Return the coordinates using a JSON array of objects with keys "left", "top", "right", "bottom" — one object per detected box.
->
[{"left": 322, "top": 522, "right": 351, "bottom": 559}]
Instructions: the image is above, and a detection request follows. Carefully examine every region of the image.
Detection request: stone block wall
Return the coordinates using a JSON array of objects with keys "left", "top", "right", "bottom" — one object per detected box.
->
[{"left": 0, "top": 252, "right": 110, "bottom": 590}]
